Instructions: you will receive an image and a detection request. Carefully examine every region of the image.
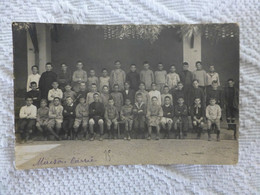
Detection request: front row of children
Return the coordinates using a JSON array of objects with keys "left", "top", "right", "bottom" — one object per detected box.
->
[{"left": 18, "top": 87, "right": 222, "bottom": 143}]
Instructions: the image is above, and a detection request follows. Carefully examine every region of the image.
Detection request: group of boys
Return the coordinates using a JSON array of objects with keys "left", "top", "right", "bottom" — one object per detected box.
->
[{"left": 18, "top": 60, "right": 238, "bottom": 143}]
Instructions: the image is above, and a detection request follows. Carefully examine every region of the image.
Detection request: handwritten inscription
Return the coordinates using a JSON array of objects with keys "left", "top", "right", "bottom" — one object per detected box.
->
[{"left": 104, "top": 150, "right": 111, "bottom": 161}]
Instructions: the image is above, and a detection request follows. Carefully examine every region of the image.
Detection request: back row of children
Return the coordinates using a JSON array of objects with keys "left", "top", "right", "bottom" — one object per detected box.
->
[{"left": 19, "top": 60, "right": 238, "bottom": 143}]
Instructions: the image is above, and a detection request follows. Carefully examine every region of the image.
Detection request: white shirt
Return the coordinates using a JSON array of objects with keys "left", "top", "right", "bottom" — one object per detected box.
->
[
  {"left": 149, "top": 90, "right": 162, "bottom": 105},
  {"left": 206, "top": 72, "right": 220, "bottom": 86},
  {"left": 27, "top": 73, "right": 41, "bottom": 92},
  {"left": 166, "top": 73, "right": 180, "bottom": 90},
  {"left": 19, "top": 104, "right": 37, "bottom": 119},
  {"left": 206, "top": 104, "right": 222, "bottom": 120},
  {"left": 48, "top": 88, "right": 63, "bottom": 101}
]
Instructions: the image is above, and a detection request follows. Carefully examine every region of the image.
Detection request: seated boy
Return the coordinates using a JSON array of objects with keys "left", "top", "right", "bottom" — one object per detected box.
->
[
  {"left": 87, "top": 69, "right": 99, "bottom": 91},
  {"left": 63, "top": 96, "right": 76, "bottom": 140},
  {"left": 48, "top": 81, "right": 63, "bottom": 103},
  {"left": 72, "top": 61, "right": 87, "bottom": 92},
  {"left": 190, "top": 98, "right": 204, "bottom": 139},
  {"left": 47, "top": 97, "right": 62, "bottom": 140},
  {"left": 105, "top": 98, "right": 119, "bottom": 139},
  {"left": 146, "top": 96, "right": 163, "bottom": 140},
  {"left": 121, "top": 98, "right": 133, "bottom": 140},
  {"left": 75, "top": 82, "right": 87, "bottom": 104},
  {"left": 26, "top": 81, "right": 41, "bottom": 108},
  {"left": 206, "top": 98, "right": 222, "bottom": 141},
  {"left": 161, "top": 96, "right": 174, "bottom": 139},
  {"left": 206, "top": 80, "right": 223, "bottom": 107},
  {"left": 133, "top": 93, "right": 147, "bottom": 138},
  {"left": 161, "top": 85, "right": 173, "bottom": 106},
  {"left": 100, "top": 85, "right": 111, "bottom": 107},
  {"left": 154, "top": 63, "right": 167, "bottom": 92},
  {"left": 110, "top": 84, "right": 124, "bottom": 112},
  {"left": 89, "top": 93, "right": 105, "bottom": 141},
  {"left": 36, "top": 99, "right": 49, "bottom": 140},
  {"left": 172, "top": 82, "right": 185, "bottom": 106},
  {"left": 174, "top": 97, "right": 188, "bottom": 139},
  {"left": 19, "top": 97, "right": 37, "bottom": 143},
  {"left": 148, "top": 82, "right": 161, "bottom": 105}
]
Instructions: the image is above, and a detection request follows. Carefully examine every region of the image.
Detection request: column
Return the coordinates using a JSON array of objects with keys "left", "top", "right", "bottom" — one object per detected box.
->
[{"left": 27, "top": 31, "right": 36, "bottom": 76}]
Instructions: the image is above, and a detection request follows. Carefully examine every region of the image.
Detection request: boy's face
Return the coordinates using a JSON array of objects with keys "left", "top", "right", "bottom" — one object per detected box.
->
[
  {"left": 210, "top": 99, "right": 216, "bottom": 105},
  {"left": 46, "top": 65, "right": 52, "bottom": 71},
  {"left": 52, "top": 82, "right": 59, "bottom": 89},
  {"left": 228, "top": 81, "right": 234, "bottom": 87},
  {"left": 102, "top": 86, "right": 109, "bottom": 93},
  {"left": 158, "top": 64, "right": 163, "bottom": 70},
  {"left": 178, "top": 98, "right": 184, "bottom": 105},
  {"left": 139, "top": 84, "right": 145, "bottom": 90},
  {"left": 125, "top": 99, "right": 131, "bottom": 105},
  {"left": 194, "top": 98, "right": 201, "bottom": 105},
  {"left": 31, "top": 84, "right": 37, "bottom": 90},
  {"left": 91, "top": 85, "right": 97, "bottom": 92},
  {"left": 130, "top": 65, "right": 136, "bottom": 72},
  {"left": 77, "top": 63, "right": 83, "bottom": 70},
  {"left": 196, "top": 63, "right": 202, "bottom": 70},
  {"left": 65, "top": 85, "right": 71, "bottom": 91},
  {"left": 26, "top": 98, "right": 33, "bottom": 106},
  {"left": 114, "top": 86, "right": 119, "bottom": 92},
  {"left": 209, "top": 66, "right": 215, "bottom": 72},
  {"left": 115, "top": 62, "right": 121, "bottom": 69},
  {"left": 163, "top": 87, "right": 169, "bottom": 94},
  {"left": 61, "top": 64, "right": 67, "bottom": 71},
  {"left": 136, "top": 96, "right": 142, "bottom": 103},
  {"left": 177, "top": 83, "right": 183, "bottom": 90},
  {"left": 170, "top": 66, "right": 176, "bottom": 73},
  {"left": 144, "top": 64, "right": 149, "bottom": 70},
  {"left": 53, "top": 99, "right": 60, "bottom": 106},
  {"left": 32, "top": 67, "right": 38, "bottom": 74},
  {"left": 90, "top": 70, "right": 95, "bottom": 76},
  {"left": 102, "top": 70, "right": 108, "bottom": 77},
  {"left": 151, "top": 84, "right": 157, "bottom": 90},
  {"left": 40, "top": 101, "right": 47, "bottom": 108},
  {"left": 152, "top": 98, "right": 157, "bottom": 105},
  {"left": 80, "top": 84, "right": 86, "bottom": 91},
  {"left": 66, "top": 97, "right": 73, "bottom": 105},
  {"left": 193, "top": 81, "right": 199, "bottom": 88},
  {"left": 124, "top": 83, "right": 130, "bottom": 89},
  {"left": 108, "top": 100, "right": 114, "bottom": 106},
  {"left": 79, "top": 98, "right": 85, "bottom": 104},
  {"left": 93, "top": 94, "right": 99, "bottom": 102},
  {"left": 183, "top": 65, "right": 189, "bottom": 71},
  {"left": 165, "top": 98, "right": 170, "bottom": 105}
]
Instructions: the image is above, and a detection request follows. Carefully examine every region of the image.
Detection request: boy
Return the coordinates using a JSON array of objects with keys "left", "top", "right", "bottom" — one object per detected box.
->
[
  {"left": 179, "top": 62, "right": 193, "bottom": 94},
  {"left": 206, "top": 65, "right": 220, "bottom": 90},
  {"left": 146, "top": 96, "right": 163, "bottom": 140},
  {"left": 206, "top": 80, "right": 223, "bottom": 107},
  {"left": 154, "top": 63, "right": 167, "bottom": 92},
  {"left": 193, "top": 61, "right": 207, "bottom": 91},
  {"left": 140, "top": 61, "right": 154, "bottom": 91},
  {"left": 188, "top": 79, "right": 205, "bottom": 109},
  {"left": 73, "top": 97, "right": 89, "bottom": 140},
  {"left": 161, "top": 96, "right": 174, "bottom": 139},
  {"left": 63, "top": 96, "right": 76, "bottom": 140},
  {"left": 110, "top": 60, "right": 126, "bottom": 91},
  {"left": 190, "top": 98, "right": 204, "bottom": 139},
  {"left": 27, "top": 65, "right": 41, "bottom": 92},
  {"left": 135, "top": 82, "right": 150, "bottom": 105},
  {"left": 26, "top": 81, "right": 41, "bottom": 108},
  {"left": 19, "top": 97, "right": 37, "bottom": 143},
  {"left": 87, "top": 69, "right": 99, "bottom": 92},
  {"left": 148, "top": 82, "right": 161, "bottom": 105},
  {"left": 47, "top": 97, "right": 62, "bottom": 140},
  {"left": 89, "top": 93, "right": 105, "bottom": 141},
  {"left": 121, "top": 98, "right": 133, "bottom": 140},
  {"left": 174, "top": 97, "right": 188, "bottom": 139},
  {"left": 36, "top": 99, "right": 49, "bottom": 140},
  {"left": 224, "top": 79, "right": 238, "bottom": 137},
  {"left": 105, "top": 98, "right": 119, "bottom": 139},
  {"left": 48, "top": 81, "right": 63, "bottom": 103},
  {"left": 172, "top": 82, "right": 185, "bottom": 106},
  {"left": 72, "top": 61, "right": 88, "bottom": 92},
  {"left": 126, "top": 64, "right": 140, "bottom": 92},
  {"left": 206, "top": 98, "right": 221, "bottom": 141},
  {"left": 86, "top": 83, "right": 100, "bottom": 105},
  {"left": 133, "top": 93, "right": 147, "bottom": 138},
  {"left": 39, "top": 62, "right": 57, "bottom": 99},
  {"left": 74, "top": 82, "right": 87, "bottom": 103},
  {"left": 99, "top": 68, "right": 110, "bottom": 91},
  {"left": 161, "top": 85, "right": 173, "bottom": 106},
  {"left": 57, "top": 63, "right": 72, "bottom": 91},
  {"left": 122, "top": 81, "right": 135, "bottom": 105},
  {"left": 166, "top": 65, "right": 180, "bottom": 91},
  {"left": 100, "top": 85, "right": 111, "bottom": 107},
  {"left": 110, "top": 84, "right": 124, "bottom": 112},
  {"left": 63, "top": 84, "right": 76, "bottom": 103}
]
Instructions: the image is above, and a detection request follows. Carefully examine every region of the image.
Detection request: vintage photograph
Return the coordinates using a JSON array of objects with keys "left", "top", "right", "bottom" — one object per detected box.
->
[{"left": 13, "top": 23, "right": 239, "bottom": 169}]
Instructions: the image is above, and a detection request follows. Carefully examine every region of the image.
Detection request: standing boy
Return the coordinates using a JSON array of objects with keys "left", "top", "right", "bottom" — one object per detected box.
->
[
  {"left": 166, "top": 65, "right": 180, "bottom": 91},
  {"left": 172, "top": 82, "right": 185, "bottom": 106},
  {"left": 188, "top": 79, "right": 205, "bottom": 109},
  {"left": 87, "top": 69, "right": 99, "bottom": 92},
  {"left": 27, "top": 65, "right": 41, "bottom": 92},
  {"left": 206, "top": 65, "right": 220, "bottom": 91},
  {"left": 140, "top": 61, "right": 154, "bottom": 91},
  {"left": 179, "top": 62, "right": 193, "bottom": 95},
  {"left": 100, "top": 85, "right": 111, "bottom": 107},
  {"left": 105, "top": 98, "right": 119, "bottom": 139},
  {"left": 72, "top": 61, "right": 88, "bottom": 92},
  {"left": 86, "top": 83, "right": 100, "bottom": 105},
  {"left": 206, "top": 80, "right": 223, "bottom": 108},
  {"left": 48, "top": 81, "right": 63, "bottom": 103},
  {"left": 121, "top": 98, "right": 133, "bottom": 140},
  {"left": 193, "top": 61, "right": 207, "bottom": 91},
  {"left": 110, "top": 84, "right": 124, "bottom": 112},
  {"left": 74, "top": 82, "right": 87, "bottom": 103},
  {"left": 63, "top": 84, "right": 76, "bottom": 103},
  {"left": 126, "top": 64, "right": 140, "bottom": 92},
  {"left": 26, "top": 81, "right": 41, "bottom": 108},
  {"left": 122, "top": 81, "right": 135, "bottom": 105},
  {"left": 99, "top": 68, "right": 110, "bottom": 92},
  {"left": 161, "top": 85, "right": 173, "bottom": 106},
  {"left": 110, "top": 60, "right": 126, "bottom": 91},
  {"left": 154, "top": 63, "right": 167, "bottom": 92},
  {"left": 206, "top": 98, "right": 222, "bottom": 141},
  {"left": 135, "top": 82, "right": 150, "bottom": 105},
  {"left": 161, "top": 96, "right": 174, "bottom": 139},
  {"left": 57, "top": 63, "right": 72, "bottom": 91},
  {"left": 19, "top": 97, "right": 37, "bottom": 143},
  {"left": 63, "top": 96, "right": 76, "bottom": 140},
  {"left": 148, "top": 83, "right": 161, "bottom": 105}
]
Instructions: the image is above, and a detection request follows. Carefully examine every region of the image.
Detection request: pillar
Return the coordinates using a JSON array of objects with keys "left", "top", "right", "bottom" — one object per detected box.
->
[{"left": 27, "top": 31, "right": 36, "bottom": 76}]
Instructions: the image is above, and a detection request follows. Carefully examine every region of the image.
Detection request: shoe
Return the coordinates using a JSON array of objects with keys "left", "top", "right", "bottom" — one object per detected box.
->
[
  {"left": 82, "top": 136, "right": 86, "bottom": 141},
  {"left": 208, "top": 135, "right": 211, "bottom": 141},
  {"left": 217, "top": 135, "right": 220, "bottom": 142},
  {"left": 75, "top": 136, "right": 78, "bottom": 141},
  {"left": 147, "top": 136, "right": 151, "bottom": 140},
  {"left": 113, "top": 136, "right": 117, "bottom": 140},
  {"left": 156, "top": 136, "right": 160, "bottom": 140},
  {"left": 124, "top": 137, "right": 127, "bottom": 140},
  {"left": 99, "top": 136, "right": 103, "bottom": 141},
  {"left": 127, "top": 136, "right": 131, "bottom": 141},
  {"left": 89, "top": 136, "right": 94, "bottom": 141}
]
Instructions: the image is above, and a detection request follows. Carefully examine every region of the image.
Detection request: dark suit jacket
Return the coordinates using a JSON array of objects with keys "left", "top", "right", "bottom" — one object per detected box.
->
[{"left": 122, "top": 89, "right": 136, "bottom": 105}]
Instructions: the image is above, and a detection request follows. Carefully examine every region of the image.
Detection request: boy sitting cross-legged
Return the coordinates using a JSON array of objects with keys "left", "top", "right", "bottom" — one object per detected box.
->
[{"left": 105, "top": 98, "right": 119, "bottom": 139}]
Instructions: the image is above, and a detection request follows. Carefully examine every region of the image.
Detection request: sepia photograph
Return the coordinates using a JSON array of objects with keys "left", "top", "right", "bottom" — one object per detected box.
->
[{"left": 13, "top": 23, "right": 239, "bottom": 169}]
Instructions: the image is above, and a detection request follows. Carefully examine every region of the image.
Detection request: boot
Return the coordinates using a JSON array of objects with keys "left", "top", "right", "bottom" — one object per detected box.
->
[{"left": 207, "top": 130, "right": 211, "bottom": 141}]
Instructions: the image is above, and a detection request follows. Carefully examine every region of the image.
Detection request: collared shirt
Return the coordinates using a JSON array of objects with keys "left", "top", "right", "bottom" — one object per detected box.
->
[
  {"left": 206, "top": 72, "right": 220, "bottom": 86},
  {"left": 75, "top": 103, "right": 89, "bottom": 118},
  {"left": 72, "top": 70, "right": 88, "bottom": 83},
  {"left": 140, "top": 69, "right": 154, "bottom": 90},
  {"left": 110, "top": 69, "right": 126, "bottom": 91},
  {"left": 174, "top": 104, "right": 188, "bottom": 117},
  {"left": 48, "top": 88, "right": 63, "bottom": 101},
  {"left": 105, "top": 105, "right": 118, "bottom": 120},
  {"left": 166, "top": 73, "right": 180, "bottom": 90},
  {"left": 206, "top": 104, "right": 221, "bottom": 120},
  {"left": 148, "top": 90, "right": 161, "bottom": 105},
  {"left": 135, "top": 90, "right": 150, "bottom": 105},
  {"left": 191, "top": 104, "right": 204, "bottom": 119},
  {"left": 19, "top": 104, "right": 37, "bottom": 119},
  {"left": 49, "top": 105, "right": 63, "bottom": 120},
  {"left": 99, "top": 76, "right": 110, "bottom": 91},
  {"left": 155, "top": 70, "right": 167, "bottom": 84},
  {"left": 147, "top": 104, "right": 163, "bottom": 117},
  {"left": 193, "top": 69, "right": 208, "bottom": 87},
  {"left": 161, "top": 93, "right": 173, "bottom": 106},
  {"left": 162, "top": 104, "right": 174, "bottom": 118},
  {"left": 63, "top": 90, "right": 76, "bottom": 100},
  {"left": 133, "top": 102, "right": 147, "bottom": 118},
  {"left": 27, "top": 73, "right": 41, "bottom": 92},
  {"left": 121, "top": 105, "right": 133, "bottom": 119},
  {"left": 37, "top": 107, "right": 49, "bottom": 122},
  {"left": 86, "top": 92, "right": 100, "bottom": 105}
]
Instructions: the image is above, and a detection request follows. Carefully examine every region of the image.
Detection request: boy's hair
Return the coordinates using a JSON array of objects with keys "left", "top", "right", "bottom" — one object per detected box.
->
[
  {"left": 113, "top": 84, "right": 119, "bottom": 88},
  {"left": 143, "top": 61, "right": 149, "bottom": 65},
  {"left": 125, "top": 98, "right": 131, "bottom": 102},
  {"left": 209, "top": 97, "right": 216, "bottom": 101},
  {"left": 76, "top": 60, "right": 83, "bottom": 64},
  {"left": 102, "top": 85, "right": 109, "bottom": 89},
  {"left": 139, "top": 82, "right": 145, "bottom": 86},
  {"left": 60, "top": 63, "right": 67, "bottom": 67},
  {"left": 158, "top": 62, "right": 163, "bottom": 65},
  {"left": 30, "top": 81, "right": 37, "bottom": 86},
  {"left": 91, "top": 83, "right": 97, "bottom": 86},
  {"left": 136, "top": 93, "right": 143, "bottom": 97},
  {"left": 130, "top": 64, "right": 136, "bottom": 67},
  {"left": 66, "top": 96, "right": 73, "bottom": 100},
  {"left": 212, "top": 80, "right": 218, "bottom": 85},
  {"left": 151, "top": 96, "right": 158, "bottom": 100},
  {"left": 209, "top": 65, "right": 214, "bottom": 67},
  {"left": 46, "top": 62, "right": 52, "bottom": 66},
  {"left": 25, "top": 96, "right": 33, "bottom": 101},
  {"left": 93, "top": 92, "right": 100, "bottom": 96},
  {"left": 192, "top": 79, "right": 199, "bottom": 83},
  {"left": 177, "top": 81, "right": 183, "bottom": 85},
  {"left": 31, "top": 65, "right": 38, "bottom": 70},
  {"left": 90, "top": 68, "right": 95, "bottom": 72},
  {"left": 53, "top": 97, "right": 60, "bottom": 101},
  {"left": 178, "top": 97, "right": 184, "bottom": 101},
  {"left": 40, "top": 99, "right": 47, "bottom": 104},
  {"left": 170, "top": 64, "right": 176, "bottom": 68},
  {"left": 227, "top": 78, "right": 234, "bottom": 82},
  {"left": 151, "top": 82, "right": 156, "bottom": 86},
  {"left": 194, "top": 98, "right": 201, "bottom": 101},
  {"left": 65, "top": 84, "right": 71, "bottom": 87},
  {"left": 80, "top": 82, "right": 86, "bottom": 86},
  {"left": 195, "top": 61, "right": 202, "bottom": 66},
  {"left": 124, "top": 81, "right": 130, "bottom": 85},
  {"left": 79, "top": 96, "right": 85, "bottom": 101},
  {"left": 52, "top": 81, "right": 58, "bottom": 85},
  {"left": 114, "top": 60, "right": 121, "bottom": 64},
  {"left": 108, "top": 98, "right": 114, "bottom": 101},
  {"left": 163, "top": 85, "right": 169, "bottom": 89},
  {"left": 102, "top": 68, "right": 107, "bottom": 72},
  {"left": 164, "top": 96, "right": 171, "bottom": 100},
  {"left": 182, "top": 62, "right": 189, "bottom": 66}
]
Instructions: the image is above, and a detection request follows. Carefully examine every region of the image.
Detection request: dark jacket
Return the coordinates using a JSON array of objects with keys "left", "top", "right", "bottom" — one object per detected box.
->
[
  {"left": 63, "top": 103, "right": 76, "bottom": 119},
  {"left": 162, "top": 105, "right": 174, "bottom": 118},
  {"left": 26, "top": 90, "right": 41, "bottom": 108},
  {"left": 126, "top": 71, "right": 140, "bottom": 91},
  {"left": 122, "top": 89, "right": 136, "bottom": 105},
  {"left": 179, "top": 70, "right": 193, "bottom": 90},
  {"left": 39, "top": 71, "right": 57, "bottom": 99},
  {"left": 175, "top": 104, "right": 188, "bottom": 118},
  {"left": 188, "top": 87, "right": 205, "bottom": 108},
  {"left": 172, "top": 89, "right": 185, "bottom": 106},
  {"left": 206, "top": 87, "right": 224, "bottom": 108},
  {"left": 190, "top": 104, "right": 204, "bottom": 119},
  {"left": 89, "top": 102, "right": 105, "bottom": 118},
  {"left": 224, "top": 86, "right": 239, "bottom": 109}
]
